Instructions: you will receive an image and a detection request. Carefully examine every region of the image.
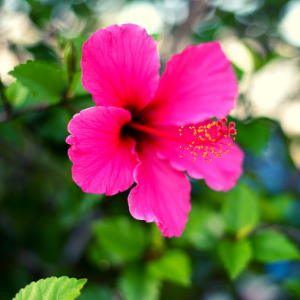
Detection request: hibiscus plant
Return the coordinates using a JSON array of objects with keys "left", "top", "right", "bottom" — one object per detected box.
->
[{"left": 1, "top": 1, "right": 300, "bottom": 299}]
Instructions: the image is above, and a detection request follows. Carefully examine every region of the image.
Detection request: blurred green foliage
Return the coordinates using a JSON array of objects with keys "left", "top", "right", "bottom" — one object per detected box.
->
[{"left": 1, "top": 0, "right": 300, "bottom": 300}]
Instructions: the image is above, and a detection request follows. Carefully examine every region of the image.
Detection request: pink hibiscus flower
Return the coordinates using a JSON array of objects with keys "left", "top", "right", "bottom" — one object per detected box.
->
[{"left": 66, "top": 24, "right": 244, "bottom": 237}]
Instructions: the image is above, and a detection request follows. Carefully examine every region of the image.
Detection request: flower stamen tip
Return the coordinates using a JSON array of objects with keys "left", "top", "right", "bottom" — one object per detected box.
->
[{"left": 178, "top": 119, "right": 237, "bottom": 162}]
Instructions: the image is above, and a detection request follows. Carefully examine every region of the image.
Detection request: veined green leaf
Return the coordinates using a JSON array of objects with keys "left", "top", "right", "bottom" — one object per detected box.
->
[
  {"left": 218, "top": 239, "right": 252, "bottom": 279},
  {"left": 9, "top": 60, "right": 65, "bottom": 104},
  {"left": 13, "top": 276, "right": 87, "bottom": 300}
]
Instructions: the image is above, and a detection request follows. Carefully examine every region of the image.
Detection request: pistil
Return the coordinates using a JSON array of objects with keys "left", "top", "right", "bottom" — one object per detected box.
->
[{"left": 126, "top": 119, "right": 236, "bottom": 162}]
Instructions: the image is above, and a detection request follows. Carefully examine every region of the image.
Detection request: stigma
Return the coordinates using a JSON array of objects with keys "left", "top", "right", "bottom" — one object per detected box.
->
[
  {"left": 126, "top": 118, "right": 236, "bottom": 162},
  {"left": 179, "top": 118, "right": 236, "bottom": 162}
]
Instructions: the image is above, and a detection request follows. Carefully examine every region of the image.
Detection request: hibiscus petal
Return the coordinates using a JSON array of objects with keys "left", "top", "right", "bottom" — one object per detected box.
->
[
  {"left": 143, "top": 42, "right": 237, "bottom": 126},
  {"left": 152, "top": 124, "right": 244, "bottom": 192},
  {"left": 128, "top": 141, "right": 191, "bottom": 237},
  {"left": 67, "top": 106, "right": 138, "bottom": 195},
  {"left": 82, "top": 24, "right": 160, "bottom": 111}
]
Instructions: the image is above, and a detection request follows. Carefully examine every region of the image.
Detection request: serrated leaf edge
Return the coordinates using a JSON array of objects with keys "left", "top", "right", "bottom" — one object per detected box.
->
[{"left": 12, "top": 276, "right": 87, "bottom": 300}]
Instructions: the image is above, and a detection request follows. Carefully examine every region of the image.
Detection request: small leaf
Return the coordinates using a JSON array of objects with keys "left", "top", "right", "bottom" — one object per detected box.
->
[
  {"left": 9, "top": 61, "right": 65, "bottom": 104},
  {"left": 218, "top": 239, "right": 252, "bottom": 279},
  {"left": 223, "top": 183, "right": 259, "bottom": 235},
  {"left": 148, "top": 249, "right": 191, "bottom": 286},
  {"left": 13, "top": 276, "right": 87, "bottom": 300},
  {"left": 251, "top": 229, "right": 299, "bottom": 262},
  {"left": 119, "top": 266, "right": 161, "bottom": 300},
  {"left": 93, "top": 216, "right": 147, "bottom": 261}
]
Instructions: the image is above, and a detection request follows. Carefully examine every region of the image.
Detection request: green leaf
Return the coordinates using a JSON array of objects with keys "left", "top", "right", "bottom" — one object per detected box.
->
[
  {"left": 218, "top": 239, "right": 252, "bottom": 279},
  {"left": 5, "top": 81, "right": 51, "bottom": 109},
  {"left": 251, "top": 229, "right": 299, "bottom": 262},
  {"left": 223, "top": 183, "right": 259, "bottom": 236},
  {"left": 13, "top": 276, "right": 87, "bottom": 300},
  {"left": 93, "top": 216, "right": 147, "bottom": 261},
  {"left": 148, "top": 249, "right": 191, "bottom": 286},
  {"left": 178, "top": 204, "right": 224, "bottom": 250},
  {"left": 284, "top": 278, "right": 300, "bottom": 298},
  {"left": 119, "top": 266, "right": 161, "bottom": 300},
  {"left": 9, "top": 61, "right": 65, "bottom": 104},
  {"left": 5, "top": 82, "right": 29, "bottom": 107}
]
